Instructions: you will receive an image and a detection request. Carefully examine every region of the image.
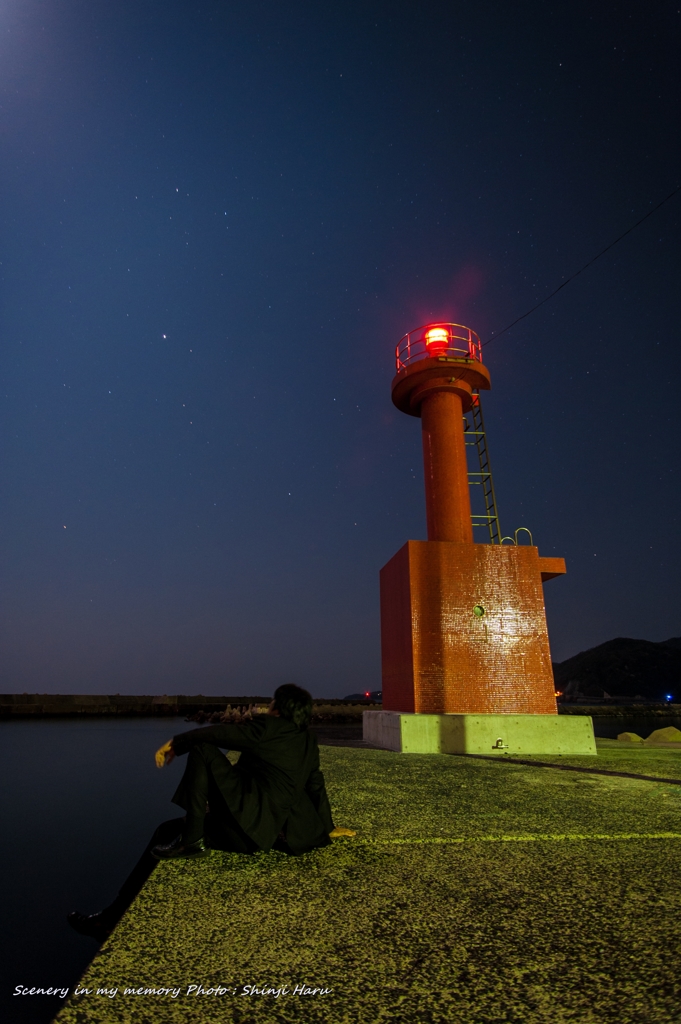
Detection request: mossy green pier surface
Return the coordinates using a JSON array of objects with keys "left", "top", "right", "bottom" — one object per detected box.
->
[{"left": 55, "top": 740, "right": 681, "bottom": 1024}]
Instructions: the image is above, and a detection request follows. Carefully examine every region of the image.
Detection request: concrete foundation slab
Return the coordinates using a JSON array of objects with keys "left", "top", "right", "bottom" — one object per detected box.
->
[{"left": 363, "top": 709, "right": 596, "bottom": 755}]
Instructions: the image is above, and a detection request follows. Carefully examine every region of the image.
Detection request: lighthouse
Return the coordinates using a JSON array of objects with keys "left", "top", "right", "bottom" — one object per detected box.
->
[{"left": 363, "top": 323, "right": 596, "bottom": 755}]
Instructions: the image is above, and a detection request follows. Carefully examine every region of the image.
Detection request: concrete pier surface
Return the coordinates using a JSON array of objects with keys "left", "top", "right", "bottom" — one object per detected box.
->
[{"left": 55, "top": 740, "right": 681, "bottom": 1024}]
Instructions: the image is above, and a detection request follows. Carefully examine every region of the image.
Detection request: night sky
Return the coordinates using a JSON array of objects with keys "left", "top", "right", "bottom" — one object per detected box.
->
[{"left": 0, "top": 1, "right": 679, "bottom": 698}]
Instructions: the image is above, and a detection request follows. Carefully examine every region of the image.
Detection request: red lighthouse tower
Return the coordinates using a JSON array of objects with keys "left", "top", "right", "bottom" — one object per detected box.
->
[{"left": 364, "top": 324, "right": 596, "bottom": 755}]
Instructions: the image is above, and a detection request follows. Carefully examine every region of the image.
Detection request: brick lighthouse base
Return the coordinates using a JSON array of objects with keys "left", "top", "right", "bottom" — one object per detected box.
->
[
  {"left": 380, "top": 540, "right": 567, "bottom": 715},
  {"left": 362, "top": 710, "right": 596, "bottom": 755},
  {"left": 373, "top": 539, "right": 596, "bottom": 755}
]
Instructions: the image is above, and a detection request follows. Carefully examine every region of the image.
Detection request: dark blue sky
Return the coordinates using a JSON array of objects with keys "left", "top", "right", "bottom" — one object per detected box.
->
[{"left": 0, "top": 1, "right": 679, "bottom": 697}]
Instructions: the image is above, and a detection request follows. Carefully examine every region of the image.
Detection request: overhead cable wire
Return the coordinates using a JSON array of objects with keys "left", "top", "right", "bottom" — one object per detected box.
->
[{"left": 483, "top": 182, "right": 681, "bottom": 347}]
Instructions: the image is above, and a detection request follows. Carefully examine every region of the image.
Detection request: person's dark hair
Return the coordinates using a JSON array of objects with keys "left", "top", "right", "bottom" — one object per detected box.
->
[{"left": 272, "top": 684, "right": 313, "bottom": 731}]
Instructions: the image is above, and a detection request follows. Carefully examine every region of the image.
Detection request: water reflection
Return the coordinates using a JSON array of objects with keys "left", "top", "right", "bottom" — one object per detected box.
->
[{"left": 0, "top": 717, "right": 188, "bottom": 1024}]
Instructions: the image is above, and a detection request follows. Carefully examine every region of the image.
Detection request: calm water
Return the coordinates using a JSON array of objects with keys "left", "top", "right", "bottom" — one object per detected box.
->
[{"left": 0, "top": 717, "right": 189, "bottom": 1024}]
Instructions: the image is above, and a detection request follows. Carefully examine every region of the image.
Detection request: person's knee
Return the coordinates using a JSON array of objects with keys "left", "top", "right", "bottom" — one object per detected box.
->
[{"left": 188, "top": 742, "right": 223, "bottom": 764}]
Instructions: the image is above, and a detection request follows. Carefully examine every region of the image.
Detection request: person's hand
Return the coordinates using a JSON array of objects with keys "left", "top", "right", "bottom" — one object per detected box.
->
[
  {"left": 155, "top": 740, "right": 175, "bottom": 768},
  {"left": 329, "top": 826, "right": 357, "bottom": 838}
]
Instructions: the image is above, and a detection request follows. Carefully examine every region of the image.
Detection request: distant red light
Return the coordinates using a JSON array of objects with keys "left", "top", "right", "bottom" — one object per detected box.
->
[{"left": 424, "top": 326, "right": 449, "bottom": 357}]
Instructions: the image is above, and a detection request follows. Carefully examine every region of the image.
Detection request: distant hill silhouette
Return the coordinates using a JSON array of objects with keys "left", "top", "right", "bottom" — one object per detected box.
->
[{"left": 553, "top": 637, "right": 681, "bottom": 702}]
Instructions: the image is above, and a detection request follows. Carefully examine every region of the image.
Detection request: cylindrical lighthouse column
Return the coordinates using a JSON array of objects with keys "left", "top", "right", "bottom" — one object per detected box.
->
[
  {"left": 391, "top": 323, "right": 492, "bottom": 544},
  {"left": 420, "top": 390, "right": 473, "bottom": 543}
]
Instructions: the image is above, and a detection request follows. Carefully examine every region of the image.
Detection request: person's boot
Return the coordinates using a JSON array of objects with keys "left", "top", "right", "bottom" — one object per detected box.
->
[
  {"left": 67, "top": 911, "right": 113, "bottom": 942},
  {"left": 151, "top": 834, "right": 208, "bottom": 859}
]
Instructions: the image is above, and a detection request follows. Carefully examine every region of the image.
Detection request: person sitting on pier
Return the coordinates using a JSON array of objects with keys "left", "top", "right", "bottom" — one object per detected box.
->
[{"left": 68, "top": 683, "right": 354, "bottom": 941}]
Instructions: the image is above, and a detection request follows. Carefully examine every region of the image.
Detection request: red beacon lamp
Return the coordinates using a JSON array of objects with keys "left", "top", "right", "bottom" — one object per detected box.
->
[
  {"left": 362, "top": 321, "right": 596, "bottom": 757},
  {"left": 423, "top": 325, "right": 449, "bottom": 358}
]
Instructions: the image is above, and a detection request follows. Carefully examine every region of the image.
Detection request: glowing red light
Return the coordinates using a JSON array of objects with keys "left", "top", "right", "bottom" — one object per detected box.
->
[{"left": 424, "top": 326, "right": 449, "bottom": 357}]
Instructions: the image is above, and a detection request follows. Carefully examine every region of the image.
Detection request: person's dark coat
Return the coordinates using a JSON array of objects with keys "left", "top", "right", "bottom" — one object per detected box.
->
[{"left": 172, "top": 715, "right": 334, "bottom": 854}]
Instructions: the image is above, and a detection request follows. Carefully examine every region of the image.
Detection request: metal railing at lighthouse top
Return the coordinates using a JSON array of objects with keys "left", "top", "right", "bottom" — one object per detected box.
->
[{"left": 395, "top": 323, "right": 483, "bottom": 371}]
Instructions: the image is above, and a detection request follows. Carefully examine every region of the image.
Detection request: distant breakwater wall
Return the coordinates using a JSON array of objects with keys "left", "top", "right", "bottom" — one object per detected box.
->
[
  {"left": 1, "top": 696, "right": 678, "bottom": 721},
  {"left": 0, "top": 695, "right": 380, "bottom": 719},
  {"left": 558, "top": 704, "right": 681, "bottom": 717}
]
